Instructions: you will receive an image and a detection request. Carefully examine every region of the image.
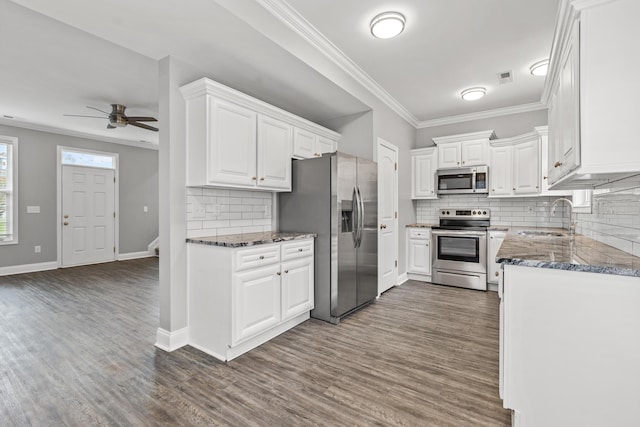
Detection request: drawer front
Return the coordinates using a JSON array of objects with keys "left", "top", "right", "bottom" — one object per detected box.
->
[
  {"left": 281, "top": 239, "right": 314, "bottom": 261},
  {"left": 409, "top": 228, "right": 431, "bottom": 239},
  {"left": 235, "top": 244, "right": 280, "bottom": 271}
]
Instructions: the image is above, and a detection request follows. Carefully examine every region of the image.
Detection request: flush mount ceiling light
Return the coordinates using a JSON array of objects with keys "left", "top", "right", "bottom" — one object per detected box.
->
[
  {"left": 461, "top": 87, "right": 487, "bottom": 101},
  {"left": 370, "top": 12, "right": 406, "bottom": 39},
  {"left": 530, "top": 59, "right": 550, "bottom": 76}
]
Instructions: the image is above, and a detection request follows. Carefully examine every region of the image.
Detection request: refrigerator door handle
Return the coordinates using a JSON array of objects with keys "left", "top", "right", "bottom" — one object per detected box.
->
[
  {"left": 351, "top": 186, "right": 359, "bottom": 248},
  {"left": 356, "top": 186, "right": 364, "bottom": 248}
]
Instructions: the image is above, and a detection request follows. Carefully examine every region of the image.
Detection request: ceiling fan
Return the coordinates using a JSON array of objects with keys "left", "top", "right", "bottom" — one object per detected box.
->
[{"left": 64, "top": 104, "right": 158, "bottom": 132}]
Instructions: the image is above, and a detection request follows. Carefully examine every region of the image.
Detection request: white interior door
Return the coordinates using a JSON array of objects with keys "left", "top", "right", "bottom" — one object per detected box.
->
[
  {"left": 62, "top": 165, "right": 115, "bottom": 267},
  {"left": 378, "top": 140, "right": 398, "bottom": 294}
]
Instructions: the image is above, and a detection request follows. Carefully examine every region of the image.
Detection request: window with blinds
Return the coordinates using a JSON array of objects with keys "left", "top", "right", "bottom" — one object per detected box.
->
[{"left": 0, "top": 136, "right": 17, "bottom": 244}]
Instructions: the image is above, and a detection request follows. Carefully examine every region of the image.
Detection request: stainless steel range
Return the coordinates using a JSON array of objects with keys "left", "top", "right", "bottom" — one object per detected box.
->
[{"left": 431, "top": 208, "right": 490, "bottom": 291}]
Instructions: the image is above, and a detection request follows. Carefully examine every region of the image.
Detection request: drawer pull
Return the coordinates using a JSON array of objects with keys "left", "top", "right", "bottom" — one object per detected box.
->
[
  {"left": 298, "top": 248, "right": 303, "bottom": 252},
  {"left": 276, "top": 272, "right": 281, "bottom": 276},
  {"left": 259, "top": 255, "right": 264, "bottom": 260},
  {"left": 284, "top": 270, "right": 289, "bottom": 274}
]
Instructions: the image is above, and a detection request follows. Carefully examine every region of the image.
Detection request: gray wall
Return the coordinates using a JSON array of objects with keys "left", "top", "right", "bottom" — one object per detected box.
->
[
  {"left": 321, "top": 111, "right": 374, "bottom": 160},
  {"left": 0, "top": 124, "right": 158, "bottom": 267},
  {"left": 416, "top": 109, "right": 548, "bottom": 147}
]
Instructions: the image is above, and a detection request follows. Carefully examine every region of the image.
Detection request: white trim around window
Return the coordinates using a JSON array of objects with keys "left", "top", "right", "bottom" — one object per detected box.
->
[{"left": 0, "top": 135, "right": 18, "bottom": 245}]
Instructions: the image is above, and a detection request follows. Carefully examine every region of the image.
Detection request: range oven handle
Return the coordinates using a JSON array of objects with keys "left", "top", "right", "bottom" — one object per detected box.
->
[{"left": 431, "top": 229, "right": 487, "bottom": 237}]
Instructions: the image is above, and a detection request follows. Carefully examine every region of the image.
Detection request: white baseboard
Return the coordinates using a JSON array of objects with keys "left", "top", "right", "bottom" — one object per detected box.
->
[
  {"left": 147, "top": 236, "right": 159, "bottom": 254},
  {"left": 488, "top": 283, "right": 498, "bottom": 292},
  {"left": 397, "top": 273, "right": 409, "bottom": 285},
  {"left": 0, "top": 261, "right": 58, "bottom": 277},
  {"left": 407, "top": 272, "right": 432, "bottom": 282},
  {"left": 155, "top": 327, "right": 189, "bottom": 352},
  {"left": 118, "top": 251, "right": 154, "bottom": 261}
]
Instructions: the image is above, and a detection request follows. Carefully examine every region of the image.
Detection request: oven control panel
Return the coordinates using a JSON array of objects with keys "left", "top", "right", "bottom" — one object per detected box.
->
[{"left": 439, "top": 208, "right": 491, "bottom": 219}]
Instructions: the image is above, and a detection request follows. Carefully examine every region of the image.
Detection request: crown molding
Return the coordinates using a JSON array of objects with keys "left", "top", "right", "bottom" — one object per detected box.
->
[
  {"left": 417, "top": 102, "right": 547, "bottom": 129},
  {"left": 534, "top": 125, "right": 548, "bottom": 136},
  {"left": 0, "top": 118, "right": 159, "bottom": 150},
  {"left": 490, "top": 130, "right": 538, "bottom": 147},
  {"left": 255, "top": 0, "right": 420, "bottom": 128},
  {"left": 571, "top": 0, "right": 618, "bottom": 11},
  {"left": 433, "top": 129, "right": 496, "bottom": 145}
]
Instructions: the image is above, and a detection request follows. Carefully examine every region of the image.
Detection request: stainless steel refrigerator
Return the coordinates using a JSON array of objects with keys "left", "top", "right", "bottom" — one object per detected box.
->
[{"left": 279, "top": 152, "right": 378, "bottom": 324}]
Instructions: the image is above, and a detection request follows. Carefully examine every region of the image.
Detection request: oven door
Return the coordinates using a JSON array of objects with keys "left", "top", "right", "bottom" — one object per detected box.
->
[{"left": 432, "top": 229, "right": 487, "bottom": 274}]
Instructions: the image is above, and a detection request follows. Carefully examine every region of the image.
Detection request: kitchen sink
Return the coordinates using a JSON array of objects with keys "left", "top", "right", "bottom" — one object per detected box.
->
[{"left": 516, "top": 230, "right": 565, "bottom": 237}]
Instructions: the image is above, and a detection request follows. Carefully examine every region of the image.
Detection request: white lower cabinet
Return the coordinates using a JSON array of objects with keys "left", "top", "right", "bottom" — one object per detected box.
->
[
  {"left": 487, "top": 230, "right": 506, "bottom": 285},
  {"left": 406, "top": 228, "right": 431, "bottom": 280},
  {"left": 188, "top": 238, "right": 314, "bottom": 361}
]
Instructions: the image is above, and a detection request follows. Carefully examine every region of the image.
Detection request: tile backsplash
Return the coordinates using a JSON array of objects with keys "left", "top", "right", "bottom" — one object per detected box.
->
[
  {"left": 186, "top": 187, "right": 274, "bottom": 238},
  {"left": 575, "top": 184, "right": 640, "bottom": 257},
  {"left": 416, "top": 195, "right": 570, "bottom": 228}
]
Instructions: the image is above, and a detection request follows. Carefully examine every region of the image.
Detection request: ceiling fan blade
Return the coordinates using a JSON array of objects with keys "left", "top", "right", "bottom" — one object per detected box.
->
[
  {"left": 107, "top": 124, "right": 116, "bottom": 129},
  {"left": 64, "top": 114, "right": 107, "bottom": 119},
  {"left": 129, "top": 121, "right": 159, "bottom": 132},
  {"left": 125, "top": 116, "right": 157, "bottom": 122},
  {"left": 86, "top": 106, "right": 110, "bottom": 115}
]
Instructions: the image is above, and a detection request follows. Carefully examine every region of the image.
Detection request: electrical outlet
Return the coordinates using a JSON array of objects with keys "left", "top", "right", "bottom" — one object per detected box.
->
[
  {"left": 143, "top": 206, "right": 148, "bottom": 213},
  {"left": 27, "top": 206, "right": 40, "bottom": 214},
  {"left": 34, "top": 245, "right": 41, "bottom": 253},
  {"left": 192, "top": 199, "right": 206, "bottom": 218}
]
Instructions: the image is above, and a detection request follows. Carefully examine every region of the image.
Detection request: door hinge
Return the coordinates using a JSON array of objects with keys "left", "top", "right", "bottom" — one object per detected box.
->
[
  {"left": 114, "top": 177, "right": 116, "bottom": 183},
  {"left": 394, "top": 162, "right": 397, "bottom": 171},
  {"left": 395, "top": 211, "right": 398, "bottom": 219},
  {"left": 395, "top": 260, "right": 398, "bottom": 268},
  {"left": 113, "top": 212, "right": 116, "bottom": 218},
  {"left": 113, "top": 246, "right": 116, "bottom": 253}
]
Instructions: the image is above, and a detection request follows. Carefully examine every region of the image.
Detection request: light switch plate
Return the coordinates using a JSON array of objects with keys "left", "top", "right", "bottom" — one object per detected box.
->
[{"left": 27, "top": 206, "right": 40, "bottom": 214}]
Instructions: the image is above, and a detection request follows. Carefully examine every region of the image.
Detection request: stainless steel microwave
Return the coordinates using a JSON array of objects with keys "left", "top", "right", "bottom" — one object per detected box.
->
[{"left": 436, "top": 166, "right": 489, "bottom": 195}]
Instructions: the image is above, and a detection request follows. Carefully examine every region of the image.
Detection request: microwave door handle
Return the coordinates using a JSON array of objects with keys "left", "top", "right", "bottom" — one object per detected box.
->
[{"left": 471, "top": 170, "right": 477, "bottom": 192}]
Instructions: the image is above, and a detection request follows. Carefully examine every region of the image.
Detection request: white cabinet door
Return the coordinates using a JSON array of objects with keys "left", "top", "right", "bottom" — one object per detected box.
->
[
  {"left": 209, "top": 98, "right": 257, "bottom": 186},
  {"left": 281, "top": 257, "right": 314, "bottom": 321},
  {"left": 490, "top": 146, "right": 512, "bottom": 196},
  {"left": 412, "top": 151, "right": 437, "bottom": 198},
  {"left": 488, "top": 231, "right": 506, "bottom": 284},
  {"left": 438, "top": 143, "right": 461, "bottom": 168},
  {"left": 292, "top": 128, "right": 316, "bottom": 159},
  {"left": 408, "top": 238, "right": 431, "bottom": 275},
  {"left": 232, "top": 264, "right": 281, "bottom": 345},
  {"left": 513, "top": 140, "right": 540, "bottom": 195},
  {"left": 461, "top": 140, "right": 487, "bottom": 166},
  {"left": 316, "top": 136, "right": 335, "bottom": 155},
  {"left": 257, "top": 115, "right": 292, "bottom": 191}
]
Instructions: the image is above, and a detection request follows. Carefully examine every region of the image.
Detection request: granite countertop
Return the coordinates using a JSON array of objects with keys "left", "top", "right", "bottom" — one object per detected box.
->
[
  {"left": 406, "top": 223, "right": 438, "bottom": 228},
  {"left": 187, "top": 231, "right": 317, "bottom": 248},
  {"left": 496, "top": 227, "right": 640, "bottom": 277}
]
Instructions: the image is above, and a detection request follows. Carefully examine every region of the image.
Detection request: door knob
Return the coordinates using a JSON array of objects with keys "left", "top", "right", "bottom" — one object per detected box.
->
[{"left": 63, "top": 222, "right": 69, "bottom": 226}]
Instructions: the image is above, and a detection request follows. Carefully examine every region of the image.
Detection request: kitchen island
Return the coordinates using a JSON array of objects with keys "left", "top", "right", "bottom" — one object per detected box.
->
[
  {"left": 496, "top": 229, "right": 640, "bottom": 427},
  {"left": 187, "top": 231, "right": 316, "bottom": 361}
]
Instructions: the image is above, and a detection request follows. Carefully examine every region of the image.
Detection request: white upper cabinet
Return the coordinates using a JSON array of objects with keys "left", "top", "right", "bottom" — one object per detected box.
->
[
  {"left": 208, "top": 99, "right": 257, "bottom": 187},
  {"left": 181, "top": 78, "right": 340, "bottom": 190},
  {"left": 489, "top": 132, "right": 539, "bottom": 198},
  {"left": 411, "top": 147, "right": 437, "bottom": 199},
  {"left": 292, "top": 129, "right": 336, "bottom": 159},
  {"left": 257, "top": 115, "right": 292, "bottom": 190},
  {"left": 433, "top": 130, "right": 494, "bottom": 169},
  {"left": 544, "top": 0, "right": 640, "bottom": 189},
  {"left": 536, "top": 126, "right": 572, "bottom": 196}
]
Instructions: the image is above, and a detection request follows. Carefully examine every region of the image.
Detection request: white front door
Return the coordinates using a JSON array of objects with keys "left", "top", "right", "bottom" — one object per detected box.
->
[
  {"left": 378, "top": 139, "right": 398, "bottom": 294},
  {"left": 62, "top": 165, "right": 115, "bottom": 267}
]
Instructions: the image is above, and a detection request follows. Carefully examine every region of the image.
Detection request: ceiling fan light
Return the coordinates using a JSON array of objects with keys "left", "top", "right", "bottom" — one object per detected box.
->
[
  {"left": 461, "top": 87, "right": 486, "bottom": 101},
  {"left": 530, "top": 59, "right": 549, "bottom": 76},
  {"left": 370, "top": 12, "right": 405, "bottom": 39}
]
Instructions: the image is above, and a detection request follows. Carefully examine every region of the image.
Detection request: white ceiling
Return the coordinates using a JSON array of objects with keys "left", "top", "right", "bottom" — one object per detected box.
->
[{"left": 1, "top": 0, "right": 560, "bottom": 145}]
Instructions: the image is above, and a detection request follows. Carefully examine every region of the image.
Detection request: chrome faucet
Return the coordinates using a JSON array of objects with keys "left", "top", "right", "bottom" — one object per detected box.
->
[{"left": 551, "top": 198, "right": 576, "bottom": 235}]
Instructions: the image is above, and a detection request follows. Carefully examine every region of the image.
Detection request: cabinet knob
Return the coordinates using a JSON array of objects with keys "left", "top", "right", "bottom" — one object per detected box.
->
[
  {"left": 260, "top": 177, "right": 265, "bottom": 181},
  {"left": 64, "top": 214, "right": 69, "bottom": 219},
  {"left": 284, "top": 270, "right": 289, "bottom": 274},
  {"left": 462, "top": 161, "right": 465, "bottom": 165},
  {"left": 457, "top": 161, "right": 460, "bottom": 165},
  {"left": 252, "top": 176, "right": 257, "bottom": 180},
  {"left": 63, "top": 221, "right": 69, "bottom": 226},
  {"left": 513, "top": 188, "right": 516, "bottom": 191},
  {"left": 554, "top": 161, "right": 563, "bottom": 168},
  {"left": 495, "top": 272, "right": 500, "bottom": 277},
  {"left": 536, "top": 186, "right": 539, "bottom": 189},
  {"left": 492, "top": 189, "right": 495, "bottom": 192},
  {"left": 298, "top": 248, "right": 303, "bottom": 252},
  {"left": 259, "top": 255, "right": 264, "bottom": 260},
  {"left": 314, "top": 153, "right": 321, "bottom": 157},
  {"left": 543, "top": 176, "right": 548, "bottom": 180},
  {"left": 276, "top": 272, "right": 281, "bottom": 276}
]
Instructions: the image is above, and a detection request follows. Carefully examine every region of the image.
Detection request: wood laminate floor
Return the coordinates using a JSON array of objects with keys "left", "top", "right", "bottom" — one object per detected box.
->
[{"left": 0, "top": 258, "right": 510, "bottom": 426}]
